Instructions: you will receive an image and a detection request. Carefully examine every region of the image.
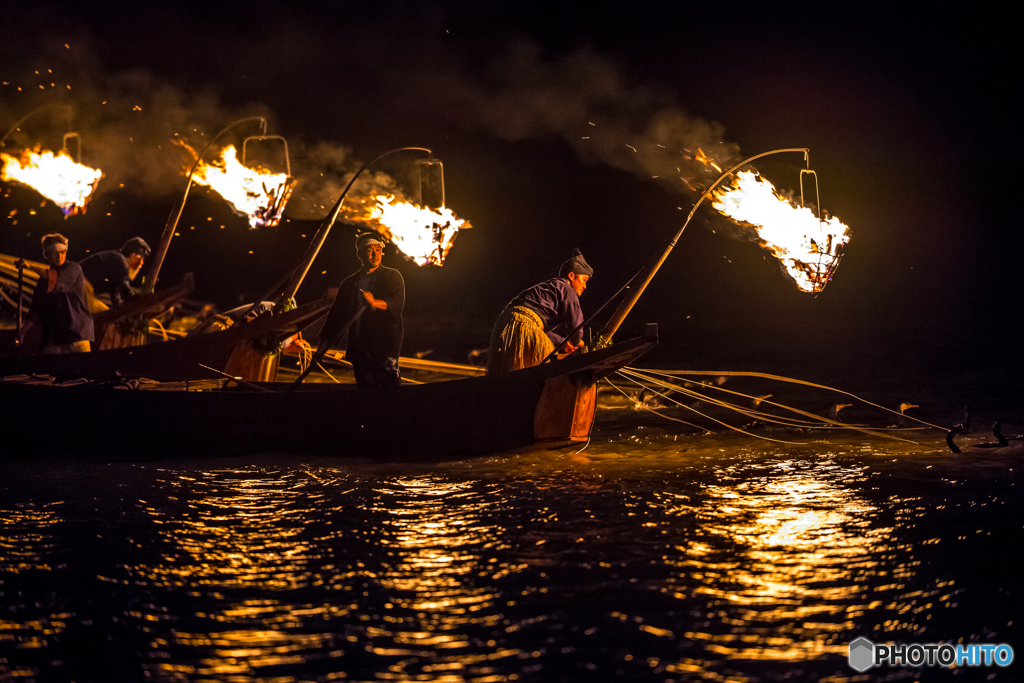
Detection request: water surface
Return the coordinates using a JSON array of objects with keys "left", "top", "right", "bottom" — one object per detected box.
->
[{"left": 2, "top": 384, "right": 1021, "bottom": 681}]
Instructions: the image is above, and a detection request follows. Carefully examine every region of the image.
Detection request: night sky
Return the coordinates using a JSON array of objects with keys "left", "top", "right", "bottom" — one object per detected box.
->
[{"left": 2, "top": 2, "right": 1018, "bottom": 383}]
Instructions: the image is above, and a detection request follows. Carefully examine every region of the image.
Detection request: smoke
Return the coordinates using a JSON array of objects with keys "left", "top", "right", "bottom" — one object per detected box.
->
[
  {"left": 2, "top": 35, "right": 745, "bottom": 229},
  {"left": 414, "top": 40, "right": 741, "bottom": 195},
  {"left": 0, "top": 41, "right": 409, "bottom": 224},
  {"left": 283, "top": 141, "right": 413, "bottom": 222}
]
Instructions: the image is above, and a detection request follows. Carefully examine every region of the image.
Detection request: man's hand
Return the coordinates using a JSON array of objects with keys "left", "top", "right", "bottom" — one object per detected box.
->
[{"left": 361, "top": 290, "right": 387, "bottom": 310}]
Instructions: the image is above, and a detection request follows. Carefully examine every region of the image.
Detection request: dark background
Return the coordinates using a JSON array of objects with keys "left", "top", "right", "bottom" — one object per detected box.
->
[{"left": 2, "top": 1, "right": 1018, "bottom": 385}]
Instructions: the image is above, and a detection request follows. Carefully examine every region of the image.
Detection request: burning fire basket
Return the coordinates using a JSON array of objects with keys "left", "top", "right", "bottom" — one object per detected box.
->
[
  {"left": 597, "top": 148, "right": 850, "bottom": 348},
  {"left": 0, "top": 106, "right": 103, "bottom": 216},
  {"left": 241, "top": 134, "right": 298, "bottom": 229}
]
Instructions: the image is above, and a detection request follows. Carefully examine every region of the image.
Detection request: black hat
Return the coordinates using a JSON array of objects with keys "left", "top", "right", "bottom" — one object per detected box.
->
[
  {"left": 559, "top": 248, "right": 594, "bottom": 278},
  {"left": 121, "top": 237, "right": 151, "bottom": 258}
]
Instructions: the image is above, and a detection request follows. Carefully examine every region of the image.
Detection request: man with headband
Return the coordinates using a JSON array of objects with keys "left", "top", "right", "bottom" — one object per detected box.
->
[
  {"left": 317, "top": 232, "right": 405, "bottom": 389},
  {"left": 19, "top": 233, "right": 95, "bottom": 354},
  {"left": 487, "top": 248, "right": 592, "bottom": 374}
]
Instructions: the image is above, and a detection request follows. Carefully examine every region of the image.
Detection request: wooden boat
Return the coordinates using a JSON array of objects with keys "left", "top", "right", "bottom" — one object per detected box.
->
[
  {"left": 0, "top": 293, "right": 335, "bottom": 381},
  {"left": 2, "top": 254, "right": 195, "bottom": 351},
  {"left": 91, "top": 273, "right": 195, "bottom": 350},
  {"left": 0, "top": 324, "right": 657, "bottom": 458}
]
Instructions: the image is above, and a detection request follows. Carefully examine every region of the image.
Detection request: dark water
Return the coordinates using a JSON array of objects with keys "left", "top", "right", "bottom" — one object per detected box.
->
[{"left": 2, "top": 377, "right": 1022, "bottom": 682}]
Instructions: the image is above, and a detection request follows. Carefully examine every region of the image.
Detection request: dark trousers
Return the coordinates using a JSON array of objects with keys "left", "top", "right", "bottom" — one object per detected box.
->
[{"left": 349, "top": 352, "right": 401, "bottom": 389}]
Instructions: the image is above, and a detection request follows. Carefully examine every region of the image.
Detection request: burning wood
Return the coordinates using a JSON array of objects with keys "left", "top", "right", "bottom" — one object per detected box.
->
[
  {"left": 0, "top": 146, "right": 103, "bottom": 215},
  {"left": 175, "top": 141, "right": 296, "bottom": 228},
  {"left": 347, "top": 194, "right": 470, "bottom": 266},
  {"left": 711, "top": 170, "right": 849, "bottom": 292}
]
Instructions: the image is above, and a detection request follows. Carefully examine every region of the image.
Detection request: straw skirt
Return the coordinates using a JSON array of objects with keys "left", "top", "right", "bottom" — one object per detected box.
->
[{"left": 486, "top": 305, "right": 554, "bottom": 374}]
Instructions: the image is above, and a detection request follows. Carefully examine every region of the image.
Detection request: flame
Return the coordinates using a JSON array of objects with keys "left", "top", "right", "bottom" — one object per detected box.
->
[
  {"left": 712, "top": 171, "right": 850, "bottom": 292},
  {"left": 349, "top": 195, "right": 470, "bottom": 266},
  {"left": 695, "top": 148, "right": 722, "bottom": 173},
  {"left": 0, "top": 146, "right": 103, "bottom": 215},
  {"left": 179, "top": 142, "right": 295, "bottom": 229}
]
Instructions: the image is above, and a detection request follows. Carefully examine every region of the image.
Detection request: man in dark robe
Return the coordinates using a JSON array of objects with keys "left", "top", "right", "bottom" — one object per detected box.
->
[
  {"left": 487, "top": 248, "right": 593, "bottom": 374},
  {"left": 21, "top": 233, "right": 94, "bottom": 354},
  {"left": 80, "top": 236, "right": 151, "bottom": 309},
  {"left": 318, "top": 232, "right": 405, "bottom": 389}
]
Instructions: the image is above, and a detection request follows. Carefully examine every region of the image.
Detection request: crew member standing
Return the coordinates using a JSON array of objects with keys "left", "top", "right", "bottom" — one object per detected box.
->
[
  {"left": 487, "top": 248, "right": 593, "bottom": 374},
  {"left": 317, "top": 232, "right": 405, "bottom": 389},
  {"left": 80, "top": 237, "right": 151, "bottom": 310},
  {"left": 19, "top": 233, "right": 94, "bottom": 354}
]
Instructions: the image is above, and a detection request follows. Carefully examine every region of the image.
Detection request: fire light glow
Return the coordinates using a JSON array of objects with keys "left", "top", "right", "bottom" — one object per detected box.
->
[
  {"left": 357, "top": 195, "right": 470, "bottom": 266},
  {"left": 712, "top": 171, "right": 850, "bottom": 292},
  {"left": 182, "top": 143, "right": 295, "bottom": 229},
  {"left": 0, "top": 147, "right": 103, "bottom": 215}
]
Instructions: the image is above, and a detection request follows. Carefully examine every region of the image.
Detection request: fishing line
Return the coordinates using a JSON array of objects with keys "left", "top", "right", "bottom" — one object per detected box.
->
[
  {"left": 622, "top": 369, "right": 857, "bottom": 428},
  {"left": 603, "top": 376, "right": 705, "bottom": 431},
  {"left": 620, "top": 368, "right": 923, "bottom": 444},
  {"left": 634, "top": 368, "right": 946, "bottom": 431},
  {"left": 606, "top": 370, "right": 806, "bottom": 446},
  {"left": 620, "top": 369, "right": 929, "bottom": 433}
]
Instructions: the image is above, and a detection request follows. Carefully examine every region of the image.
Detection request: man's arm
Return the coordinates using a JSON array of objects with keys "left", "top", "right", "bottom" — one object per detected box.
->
[
  {"left": 65, "top": 264, "right": 92, "bottom": 313},
  {"left": 367, "top": 269, "right": 405, "bottom": 319},
  {"left": 317, "top": 276, "right": 361, "bottom": 351},
  {"left": 114, "top": 261, "right": 133, "bottom": 307},
  {"left": 558, "top": 280, "right": 584, "bottom": 347}
]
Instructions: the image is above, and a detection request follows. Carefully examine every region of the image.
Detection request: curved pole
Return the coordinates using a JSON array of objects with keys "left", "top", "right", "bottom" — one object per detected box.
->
[
  {"left": 142, "top": 116, "right": 267, "bottom": 295},
  {"left": 276, "top": 146, "right": 433, "bottom": 302},
  {"left": 597, "top": 148, "right": 810, "bottom": 345},
  {"left": 0, "top": 104, "right": 74, "bottom": 149}
]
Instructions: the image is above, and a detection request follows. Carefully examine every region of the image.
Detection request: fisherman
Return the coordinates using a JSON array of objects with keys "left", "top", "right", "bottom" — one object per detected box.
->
[
  {"left": 486, "top": 248, "right": 592, "bottom": 374},
  {"left": 317, "top": 232, "right": 405, "bottom": 389},
  {"left": 80, "top": 236, "right": 151, "bottom": 310},
  {"left": 18, "top": 233, "right": 95, "bottom": 354}
]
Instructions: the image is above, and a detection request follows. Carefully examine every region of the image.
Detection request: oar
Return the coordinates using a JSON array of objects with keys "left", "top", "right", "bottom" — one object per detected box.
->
[{"left": 287, "top": 305, "right": 365, "bottom": 391}]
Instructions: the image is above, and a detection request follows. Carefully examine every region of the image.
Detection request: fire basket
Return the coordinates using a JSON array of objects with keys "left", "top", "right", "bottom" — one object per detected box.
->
[{"left": 241, "top": 134, "right": 298, "bottom": 228}]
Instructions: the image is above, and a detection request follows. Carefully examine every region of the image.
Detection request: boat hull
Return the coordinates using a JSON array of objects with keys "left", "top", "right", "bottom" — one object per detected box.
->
[
  {"left": 0, "top": 295, "right": 334, "bottom": 381},
  {"left": 1, "top": 327, "right": 657, "bottom": 459}
]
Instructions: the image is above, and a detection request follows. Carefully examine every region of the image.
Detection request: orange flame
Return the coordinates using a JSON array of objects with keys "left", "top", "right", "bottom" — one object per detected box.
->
[
  {"left": 347, "top": 194, "right": 470, "bottom": 266},
  {"left": 712, "top": 171, "right": 849, "bottom": 292},
  {"left": 695, "top": 148, "right": 722, "bottom": 173},
  {"left": 179, "top": 142, "right": 295, "bottom": 228},
  {"left": 0, "top": 146, "right": 103, "bottom": 215}
]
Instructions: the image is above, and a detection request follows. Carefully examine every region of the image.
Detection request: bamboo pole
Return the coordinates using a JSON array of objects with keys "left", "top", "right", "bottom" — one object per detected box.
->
[
  {"left": 596, "top": 148, "right": 810, "bottom": 346},
  {"left": 142, "top": 116, "right": 267, "bottom": 295},
  {"left": 276, "top": 147, "right": 433, "bottom": 302},
  {"left": 0, "top": 105, "right": 74, "bottom": 149},
  {"left": 16, "top": 260, "right": 23, "bottom": 344}
]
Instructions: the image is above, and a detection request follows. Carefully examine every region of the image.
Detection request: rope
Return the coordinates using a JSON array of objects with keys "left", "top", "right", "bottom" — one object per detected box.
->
[
  {"left": 632, "top": 368, "right": 945, "bottom": 431},
  {"left": 613, "top": 367, "right": 923, "bottom": 445},
  {"left": 610, "top": 373, "right": 809, "bottom": 444}
]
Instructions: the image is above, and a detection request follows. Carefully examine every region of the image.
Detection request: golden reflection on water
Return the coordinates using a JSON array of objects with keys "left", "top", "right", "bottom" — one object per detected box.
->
[
  {"left": 126, "top": 468, "right": 342, "bottom": 678},
  {"left": 681, "top": 464, "right": 889, "bottom": 662},
  {"left": 4, "top": 446, "right": 998, "bottom": 681},
  {"left": 118, "top": 469, "right": 524, "bottom": 680},
  {"left": 0, "top": 502, "right": 69, "bottom": 665},
  {"left": 364, "top": 476, "right": 520, "bottom": 676}
]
